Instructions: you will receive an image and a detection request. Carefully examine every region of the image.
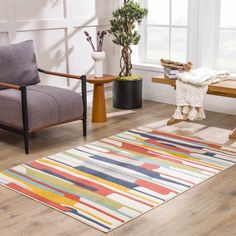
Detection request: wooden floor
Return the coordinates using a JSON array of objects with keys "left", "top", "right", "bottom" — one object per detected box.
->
[{"left": 0, "top": 100, "right": 236, "bottom": 236}]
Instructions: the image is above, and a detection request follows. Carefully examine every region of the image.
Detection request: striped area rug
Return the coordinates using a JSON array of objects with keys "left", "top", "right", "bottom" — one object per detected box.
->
[{"left": 0, "top": 127, "right": 236, "bottom": 232}]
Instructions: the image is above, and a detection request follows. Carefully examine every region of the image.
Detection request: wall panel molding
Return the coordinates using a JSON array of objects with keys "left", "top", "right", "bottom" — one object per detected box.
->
[
  {"left": 0, "top": 23, "right": 8, "bottom": 33},
  {"left": 0, "top": 0, "right": 116, "bottom": 93},
  {"left": 14, "top": 17, "right": 111, "bottom": 32}
]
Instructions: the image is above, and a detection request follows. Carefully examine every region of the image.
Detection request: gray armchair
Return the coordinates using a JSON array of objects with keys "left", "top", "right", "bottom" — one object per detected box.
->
[{"left": 0, "top": 40, "right": 87, "bottom": 154}]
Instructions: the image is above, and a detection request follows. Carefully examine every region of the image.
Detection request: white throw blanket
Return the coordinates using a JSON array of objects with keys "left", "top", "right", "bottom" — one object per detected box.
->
[{"left": 173, "top": 68, "right": 230, "bottom": 121}]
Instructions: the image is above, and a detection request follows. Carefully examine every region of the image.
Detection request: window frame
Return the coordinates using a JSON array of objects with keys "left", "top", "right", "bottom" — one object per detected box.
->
[
  {"left": 213, "top": 0, "right": 236, "bottom": 71},
  {"left": 139, "top": 0, "right": 190, "bottom": 65},
  {"left": 137, "top": 0, "right": 236, "bottom": 73}
]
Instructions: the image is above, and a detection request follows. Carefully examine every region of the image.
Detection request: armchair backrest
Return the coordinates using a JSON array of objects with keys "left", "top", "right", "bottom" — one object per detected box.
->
[{"left": 0, "top": 40, "right": 40, "bottom": 86}]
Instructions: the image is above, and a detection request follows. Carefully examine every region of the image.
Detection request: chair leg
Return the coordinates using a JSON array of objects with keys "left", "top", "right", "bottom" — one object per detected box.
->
[
  {"left": 83, "top": 118, "right": 87, "bottom": 137},
  {"left": 81, "top": 75, "right": 87, "bottom": 138},
  {"left": 23, "top": 130, "right": 29, "bottom": 154},
  {"left": 21, "top": 86, "right": 30, "bottom": 154}
]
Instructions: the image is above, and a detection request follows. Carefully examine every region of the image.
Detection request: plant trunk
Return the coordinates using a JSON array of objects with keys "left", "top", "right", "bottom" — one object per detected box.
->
[{"left": 119, "top": 45, "right": 132, "bottom": 77}]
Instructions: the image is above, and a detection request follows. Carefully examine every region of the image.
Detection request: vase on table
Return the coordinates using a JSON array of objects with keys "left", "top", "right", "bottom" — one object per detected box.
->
[{"left": 91, "top": 51, "right": 106, "bottom": 78}]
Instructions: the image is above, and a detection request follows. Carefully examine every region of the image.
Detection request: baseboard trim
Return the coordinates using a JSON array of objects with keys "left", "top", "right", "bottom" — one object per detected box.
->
[{"left": 144, "top": 92, "right": 236, "bottom": 116}]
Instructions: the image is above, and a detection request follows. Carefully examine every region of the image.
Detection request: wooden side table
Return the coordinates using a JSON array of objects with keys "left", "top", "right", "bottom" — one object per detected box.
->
[{"left": 87, "top": 75, "right": 115, "bottom": 123}]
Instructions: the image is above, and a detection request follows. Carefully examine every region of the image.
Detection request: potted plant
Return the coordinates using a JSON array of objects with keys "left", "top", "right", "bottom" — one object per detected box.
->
[{"left": 109, "top": 0, "right": 148, "bottom": 109}]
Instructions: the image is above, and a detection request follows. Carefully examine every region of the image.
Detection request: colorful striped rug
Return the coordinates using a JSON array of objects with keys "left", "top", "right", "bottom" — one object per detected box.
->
[{"left": 0, "top": 127, "right": 236, "bottom": 232}]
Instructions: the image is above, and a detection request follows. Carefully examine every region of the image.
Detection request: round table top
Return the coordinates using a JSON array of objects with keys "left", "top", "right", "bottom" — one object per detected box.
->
[{"left": 87, "top": 75, "right": 115, "bottom": 85}]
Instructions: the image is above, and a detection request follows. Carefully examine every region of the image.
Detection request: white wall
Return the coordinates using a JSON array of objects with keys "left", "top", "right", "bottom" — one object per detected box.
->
[{"left": 0, "top": 0, "right": 119, "bottom": 99}]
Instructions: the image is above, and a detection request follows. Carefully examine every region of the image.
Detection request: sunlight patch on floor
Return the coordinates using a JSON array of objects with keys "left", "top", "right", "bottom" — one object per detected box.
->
[
  {"left": 142, "top": 120, "right": 236, "bottom": 148},
  {"left": 146, "top": 120, "right": 207, "bottom": 133},
  {"left": 107, "top": 110, "right": 136, "bottom": 118},
  {"left": 195, "top": 127, "right": 236, "bottom": 147},
  {"left": 144, "top": 119, "right": 170, "bottom": 128}
]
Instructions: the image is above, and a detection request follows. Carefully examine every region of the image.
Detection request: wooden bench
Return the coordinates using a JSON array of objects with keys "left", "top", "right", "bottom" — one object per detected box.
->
[{"left": 152, "top": 75, "right": 236, "bottom": 139}]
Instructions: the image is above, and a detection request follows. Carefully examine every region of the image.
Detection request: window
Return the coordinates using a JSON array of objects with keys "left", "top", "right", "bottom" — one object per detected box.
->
[
  {"left": 138, "top": 0, "right": 236, "bottom": 73},
  {"left": 140, "top": 0, "right": 188, "bottom": 64},
  {"left": 214, "top": 0, "right": 236, "bottom": 71}
]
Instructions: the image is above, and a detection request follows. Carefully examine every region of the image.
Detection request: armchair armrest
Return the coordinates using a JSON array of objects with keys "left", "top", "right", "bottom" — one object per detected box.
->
[
  {"left": 38, "top": 68, "right": 87, "bottom": 134},
  {"left": 0, "top": 82, "right": 21, "bottom": 90},
  {"left": 38, "top": 68, "right": 83, "bottom": 80}
]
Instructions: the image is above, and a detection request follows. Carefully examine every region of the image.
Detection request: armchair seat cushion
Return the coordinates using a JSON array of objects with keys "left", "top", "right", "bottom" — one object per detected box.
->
[{"left": 0, "top": 85, "right": 83, "bottom": 130}]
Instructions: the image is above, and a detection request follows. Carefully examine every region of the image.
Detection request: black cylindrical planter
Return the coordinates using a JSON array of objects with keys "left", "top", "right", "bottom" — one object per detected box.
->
[{"left": 113, "top": 79, "right": 143, "bottom": 109}]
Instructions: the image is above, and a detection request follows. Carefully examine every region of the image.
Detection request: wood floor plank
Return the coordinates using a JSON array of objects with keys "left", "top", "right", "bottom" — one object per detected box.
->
[{"left": 0, "top": 100, "right": 236, "bottom": 236}]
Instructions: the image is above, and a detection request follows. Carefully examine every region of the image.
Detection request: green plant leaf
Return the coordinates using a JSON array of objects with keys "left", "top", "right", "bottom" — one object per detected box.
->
[{"left": 109, "top": 0, "right": 148, "bottom": 76}]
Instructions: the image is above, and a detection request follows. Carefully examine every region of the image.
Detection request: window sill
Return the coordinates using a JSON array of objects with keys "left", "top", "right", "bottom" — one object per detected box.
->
[
  {"left": 132, "top": 64, "right": 236, "bottom": 79},
  {"left": 132, "top": 63, "right": 163, "bottom": 73}
]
